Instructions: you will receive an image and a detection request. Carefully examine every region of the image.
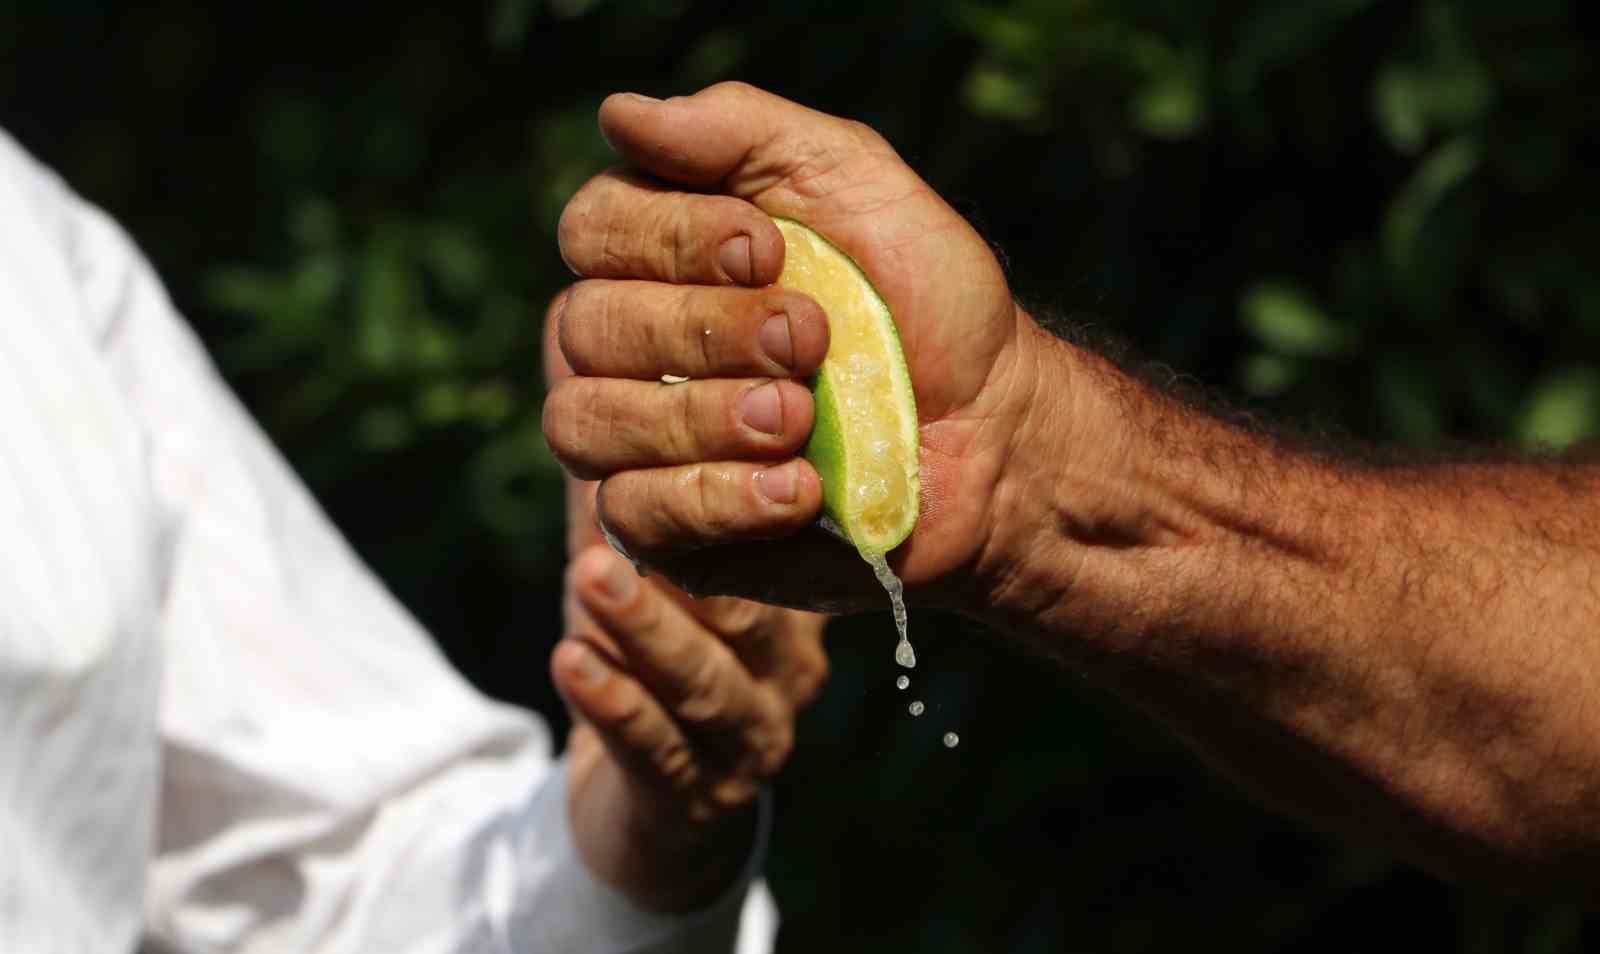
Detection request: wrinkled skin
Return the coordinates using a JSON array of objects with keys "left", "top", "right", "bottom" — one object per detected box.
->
[
  {"left": 542, "top": 82, "right": 1044, "bottom": 612},
  {"left": 547, "top": 305, "right": 829, "bottom": 915}
]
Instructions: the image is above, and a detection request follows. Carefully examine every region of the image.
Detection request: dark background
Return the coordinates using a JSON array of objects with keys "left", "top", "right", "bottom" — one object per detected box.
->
[{"left": 5, "top": 1, "right": 1599, "bottom": 950}]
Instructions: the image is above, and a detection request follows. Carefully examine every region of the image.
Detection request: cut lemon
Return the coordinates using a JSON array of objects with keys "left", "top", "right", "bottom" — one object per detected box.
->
[{"left": 772, "top": 217, "right": 920, "bottom": 555}]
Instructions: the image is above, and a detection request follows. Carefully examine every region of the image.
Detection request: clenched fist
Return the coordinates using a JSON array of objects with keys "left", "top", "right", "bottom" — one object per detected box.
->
[
  {"left": 547, "top": 283, "right": 829, "bottom": 915},
  {"left": 543, "top": 82, "right": 1048, "bottom": 612}
]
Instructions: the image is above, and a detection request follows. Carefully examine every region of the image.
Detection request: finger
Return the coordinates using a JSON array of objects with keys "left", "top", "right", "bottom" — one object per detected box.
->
[
  {"left": 570, "top": 547, "right": 794, "bottom": 776},
  {"left": 596, "top": 85, "right": 989, "bottom": 413},
  {"left": 543, "top": 291, "right": 576, "bottom": 386},
  {"left": 544, "top": 301, "right": 612, "bottom": 556},
  {"left": 556, "top": 280, "right": 829, "bottom": 380},
  {"left": 543, "top": 377, "right": 814, "bottom": 480},
  {"left": 648, "top": 530, "right": 894, "bottom": 614},
  {"left": 551, "top": 638, "right": 702, "bottom": 794},
  {"left": 562, "top": 553, "right": 624, "bottom": 659},
  {"left": 596, "top": 459, "right": 822, "bottom": 557},
  {"left": 686, "top": 598, "right": 830, "bottom": 706},
  {"left": 598, "top": 83, "right": 898, "bottom": 200},
  {"left": 557, "top": 168, "right": 784, "bottom": 286}
]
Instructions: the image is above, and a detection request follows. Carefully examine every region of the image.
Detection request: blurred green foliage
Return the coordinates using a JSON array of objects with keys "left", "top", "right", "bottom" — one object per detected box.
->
[{"left": 5, "top": 0, "right": 1598, "bottom": 950}]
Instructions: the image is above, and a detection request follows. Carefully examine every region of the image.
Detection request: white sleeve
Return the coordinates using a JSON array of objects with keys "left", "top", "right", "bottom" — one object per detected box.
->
[{"left": 32, "top": 149, "right": 777, "bottom": 954}]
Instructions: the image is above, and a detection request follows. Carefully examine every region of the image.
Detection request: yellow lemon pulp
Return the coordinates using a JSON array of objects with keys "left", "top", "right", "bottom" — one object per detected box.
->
[{"left": 773, "top": 217, "right": 920, "bottom": 555}]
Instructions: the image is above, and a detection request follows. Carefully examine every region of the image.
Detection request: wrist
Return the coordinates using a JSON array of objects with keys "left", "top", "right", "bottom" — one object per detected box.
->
[
  {"left": 965, "top": 316, "right": 1276, "bottom": 652},
  {"left": 623, "top": 798, "right": 759, "bottom": 914},
  {"left": 571, "top": 751, "right": 760, "bottom": 915}
]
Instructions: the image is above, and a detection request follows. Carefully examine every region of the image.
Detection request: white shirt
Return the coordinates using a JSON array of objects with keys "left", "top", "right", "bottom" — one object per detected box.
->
[{"left": 0, "top": 129, "right": 776, "bottom": 954}]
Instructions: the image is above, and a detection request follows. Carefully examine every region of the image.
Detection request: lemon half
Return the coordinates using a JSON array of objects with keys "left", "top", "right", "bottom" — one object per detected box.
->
[{"left": 773, "top": 217, "right": 920, "bottom": 555}]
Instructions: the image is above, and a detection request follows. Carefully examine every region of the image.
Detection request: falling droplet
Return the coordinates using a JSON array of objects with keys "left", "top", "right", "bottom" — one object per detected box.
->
[
  {"left": 862, "top": 549, "right": 914, "bottom": 669},
  {"left": 895, "top": 675, "right": 910, "bottom": 691},
  {"left": 943, "top": 732, "right": 960, "bottom": 748},
  {"left": 908, "top": 700, "right": 924, "bottom": 716}
]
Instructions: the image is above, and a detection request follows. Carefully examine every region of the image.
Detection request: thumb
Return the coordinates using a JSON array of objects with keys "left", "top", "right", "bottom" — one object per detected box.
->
[
  {"left": 596, "top": 83, "right": 995, "bottom": 352},
  {"left": 598, "top": 82, "right": 908, "bottom": 211}
]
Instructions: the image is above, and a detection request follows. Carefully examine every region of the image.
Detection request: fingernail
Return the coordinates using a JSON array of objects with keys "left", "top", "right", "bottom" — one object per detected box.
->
[
  {"left": 759, "top": 313, "right": 794, "bottom": 369},
  {"left": 598, "top": 551, "right": 638, "bottom": 603},
  {"left": 755, "top": 462, "right": 799, "bottom": 504},
  {"left": 563, "top": 641, "right": 608, "bottom": 687},
  {"left": 719, "top": 235, "right": 753, "bottom": 285},
  {"left": 739, "top": 382, "right": 783, "bottom": 435}
]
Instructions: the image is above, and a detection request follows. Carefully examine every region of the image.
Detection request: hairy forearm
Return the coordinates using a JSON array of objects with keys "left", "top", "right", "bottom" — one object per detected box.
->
[{"left": 977, "top": 318, "right": 1600, "bottom": 891}]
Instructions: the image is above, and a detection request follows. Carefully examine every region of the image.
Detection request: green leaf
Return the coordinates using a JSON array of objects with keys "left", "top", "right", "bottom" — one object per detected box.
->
[
  {"left": 1239, "top": 353, "right": 1299, "bottom": 398},
  {"left": 963, "top": 62, "right": 1044, "bottom": 124},
  {"left": 1240, "top": 281, "right": 1349, "bottom": 357},
  {"left": 290, "top": 198, "right": 339, "bottom": 249},
  {"left": 1130, "top": 64, "right": 1206, "bottom": 140},
  {"left": 1381, "top": 136, "right": 1479, "bottom": 278},
  {"left": 357, "top": 405, "right": 414, "bottom": 452},
  {"left": 1518, "top": 367, "right": 1600, "bottom": 449},
  {"left": 417, "top": 380, "right": 466, "bottom": 424},
  {"left": 356, "top": 231, "right": 418, "bottom": 373},
  {"left": 423, "top": 226, "right": 489, "bottom": 299},
  {"left": 203, "top": 265, "right": 286, "bottom": 316},
  {"left": 1374, "top": 67, "right": 1427, "bottom": 154},
  {"left": 949, "top": 3, "right": 1047, "bottom": 64},
  {"left": 1372, "top": 51, "right": 1492, "bottom": 155},
  {"left": 1374, "top": 356, "right": 1444, "bottom": 441},
  {"left": 1226, "top": 0, "right": 1377, "bottom": 101}
]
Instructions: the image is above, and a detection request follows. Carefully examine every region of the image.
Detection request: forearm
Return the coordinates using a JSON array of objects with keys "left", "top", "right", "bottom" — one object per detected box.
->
[{"left": 976, "top": 318, "right": 1600, "bottom": 890}]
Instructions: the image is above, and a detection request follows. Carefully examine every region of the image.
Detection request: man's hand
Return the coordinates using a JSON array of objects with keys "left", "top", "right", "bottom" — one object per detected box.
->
[
  {"left": 544, "top": 82, "right": 1600, "bottom": 897},
  {"left": 543, "top": 81, "right": 1046, "bottom": 611},
  {"left": 551, "top": 544, "right": 826, "bottom": 914},
  {"left": 545, "top": 287, "right": 828, "bottom": 915}
]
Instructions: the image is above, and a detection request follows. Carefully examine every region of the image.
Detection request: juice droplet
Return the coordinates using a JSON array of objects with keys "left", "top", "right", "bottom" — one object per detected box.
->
[
  {"left": 943, "top": 732, "right": 960, "bottom": 748},
  {"left": 895, "top": 675, "right": 910, "bottom": 691},
  {"left": 860, "top": 549, "right": 914, "bottom": 669},
  {"left": 908, "top": 700, "right": 925, "bottom": 716}
]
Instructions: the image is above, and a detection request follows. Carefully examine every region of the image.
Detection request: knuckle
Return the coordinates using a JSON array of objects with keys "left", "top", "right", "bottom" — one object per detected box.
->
[
  {"left": 603, "top": 687, "right": 650, "bottom": 735},
  {"left": 748, "top": 710, "right": 800, "bottom": 777},
  {"left": 544, "top": 286, "right": 573, "bottom": 328},
  {"left": 666, "top": 385, "right": 709, "bottom": 462},
  {"left": 654, "top": 738, "right": 699, "bottom": 791},
  {"left": 705, "top": 80, "right": 758, "bottom": 101},
  {"left": 708, "top": 598, "right": 766, "bottom": 640},
  {"left": 841, "top": 118, "right": 889, "bottom": 150},
  {"left": 753, "top": 718, "right": 794, "bottom": 777},
  {"left": 674, "top": 654, "right": 729, "bottom": 727},
  {"left": 681, "top": 286, "right": 713, "bottom": 366},
  {"left": 613, "top": 473, "right": 677, "bottom": 557},
  {"left": 541, "top": 383, "right": 582, "bottom": 466},
  {"left": 541, "top": 382, "right": 609, "bottom": 480},
  {"left": 555, "top": 199, "right": 585, "bottom": 274},
  {"left": 555, "top": 281, "right": 597, "bottom": 368},
  {"left": 686, "top": 464, "right": 736, "bottom": 539},
  {"left": 705, "top": 777, "right": 759, "bottom": 815},
  {"left": 793, "top": 651, "right": 829, "bottom": 706},
  {"left": 645, "top": 195, "right": 686, "bottom": 283}
]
